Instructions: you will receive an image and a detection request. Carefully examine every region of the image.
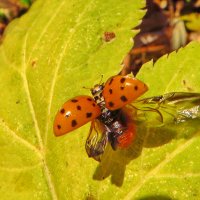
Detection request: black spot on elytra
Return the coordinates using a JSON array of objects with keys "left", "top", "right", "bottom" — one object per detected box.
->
[
  {"left": 120, "top": 95, "right": 128, "bottom": 102},
  {"left": 120, "top": 86, "right": 124, "bottom": 90},
  {"left": 120, "top": 77, "right": 126, "bottom": 83},
  {"left": 71, "top": 120, "right": 77, "bottom": 127},
  {"left": 134, "top": 85, "right": 138, "bottom": 91},
  {"left": 71, "top": 99, "right": 78, "bottom": 103},
  {"left": 77, "top": 105, "right": 81, "bottom": 110},
  {"left": 92, "top": 103, "right": 96, "bottom": 107},
  {"left": 108, "top": 102, "right": 114, "bottom": 107},
  {"left": 86, "top": 112, "right": 92, "bottom": 118},
  {"left": 87, "top": 98, "right": 93, "bottom": 101},
  {"left": 109, "top": 78, "right": 114, "bottom": 85},
  {"left": 60, "top": 108, "right": 65, "bottom": 114},
  {"left": 109, "top": 89, "right": 113, "bottom": 94},
  {"left": 57, "top": 125, "right": 61, "bottom": 129}
]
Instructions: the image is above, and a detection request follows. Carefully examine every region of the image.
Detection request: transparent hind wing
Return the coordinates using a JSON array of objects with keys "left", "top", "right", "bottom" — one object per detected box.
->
[
  {"left": 130, "top": 92, "right": 200, "bottom": 125},
  {"left": 85, "top": 120, "right": 109, "bottom": 161}
]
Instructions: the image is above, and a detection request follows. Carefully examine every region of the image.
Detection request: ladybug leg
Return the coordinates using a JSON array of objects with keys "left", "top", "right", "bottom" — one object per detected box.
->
[{"left": 108, "top": 131, "right": 118, "bottom": 150}]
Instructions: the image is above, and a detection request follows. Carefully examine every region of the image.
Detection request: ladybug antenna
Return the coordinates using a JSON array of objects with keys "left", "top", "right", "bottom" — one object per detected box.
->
[
  {"left": 99, "top": 74, "right": 104, "bottom": 85},
  {"left": 83, "top": 75, "right": 104, "bottom": 91},
  {"left": 82, "top": 86, "right": 92, "bottom": 90}
]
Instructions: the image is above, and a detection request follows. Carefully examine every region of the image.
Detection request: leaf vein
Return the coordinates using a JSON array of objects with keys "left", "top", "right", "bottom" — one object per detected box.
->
[
  {"left": 123, "top": 136, "right": 197, "bottom": 200},
  {"left": 0, "top": 162, "right": 42, "bottom": 172},
  {"left": 155, "top": 173, "right": 200, "bottom": 179},
  {"left": 0, "top": 118, "right": 42, "bottom": 158},
  {"left": 22, "top": 25, "right": 58, "bottom": 200},
  {"left": 27, "top": 1, "right": 65, "bottom": 63},
  {"left": 44, "top": 2, "right": 94, "bottom": 144}
]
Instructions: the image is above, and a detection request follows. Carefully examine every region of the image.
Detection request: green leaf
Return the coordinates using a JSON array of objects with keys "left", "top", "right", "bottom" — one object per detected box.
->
[
  {"left": 181, "top": 14, "right": 200, "bottom": 31},
  {"left": 1, "top": 0, "right": 200, "bottom": 199},
  {"left": 20, "top": 0, "right": 32, "bottom": 6},
  {"left": 93, "top": 43, "right": 200, "bottom": 198},
  {"left": 133, "top": 42, "right": 200, "bottom": 199},
  {"left": 0, "top": 0, "right": 146, "bottom": 199}
]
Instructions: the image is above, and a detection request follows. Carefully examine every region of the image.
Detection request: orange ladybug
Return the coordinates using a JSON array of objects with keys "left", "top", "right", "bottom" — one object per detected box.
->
[
  {"left": 54, "top": 75, "right": 147, "bottom": 135},
  {"left": 54, "top": 75, "right": 148, "bottom": 160},
  {"left": 54, "top": 75, "right": 200, "bottom": 161}
]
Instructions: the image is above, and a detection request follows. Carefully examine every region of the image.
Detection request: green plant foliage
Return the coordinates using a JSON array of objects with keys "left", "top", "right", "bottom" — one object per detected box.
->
[
  {"left": 0, "top": 0, "right": 148, "bottom": 199},
  {"left": 20, "top": 0, "right": 32, "bottom": 6},
  {"left": 131, "top": 42, "right": 200, "bottom": 199},
  {"left": 0, "top": 0, "right": 200, "bottom": 199},
  {"left": 181, "top": 14, "right": 200, "bottom": 31}
]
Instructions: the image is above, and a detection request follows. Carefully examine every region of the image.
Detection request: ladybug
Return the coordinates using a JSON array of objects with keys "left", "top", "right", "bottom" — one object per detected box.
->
[
  {"left": 54, "top": 75, "right": 200, "bottom": 161},
  {"left": 54, "top": 75, "right": 148, "bottom": 160}
]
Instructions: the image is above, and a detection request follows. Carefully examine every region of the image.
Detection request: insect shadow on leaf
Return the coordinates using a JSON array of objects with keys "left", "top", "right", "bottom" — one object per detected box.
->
[{"left": 93, "top": 92, "right": 200, "bottom": 186}]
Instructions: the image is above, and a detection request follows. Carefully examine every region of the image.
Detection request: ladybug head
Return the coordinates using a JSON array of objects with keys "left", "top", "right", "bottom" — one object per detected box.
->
[
  {"left": 91, "top": 84, "right": 104, "bottom": 96},
  {"left": 91, "top": 74, "right": 104, "bottom": 96}
]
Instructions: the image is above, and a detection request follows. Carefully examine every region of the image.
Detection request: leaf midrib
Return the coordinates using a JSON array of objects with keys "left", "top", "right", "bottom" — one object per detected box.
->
[{"left": 123, "top": 134, "right": 198, "bottom": 199}]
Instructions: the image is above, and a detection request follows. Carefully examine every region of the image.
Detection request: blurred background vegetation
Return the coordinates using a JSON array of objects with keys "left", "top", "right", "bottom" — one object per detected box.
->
[{"left": 1, "top": 0, "right": 200, "bottom": 76}]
